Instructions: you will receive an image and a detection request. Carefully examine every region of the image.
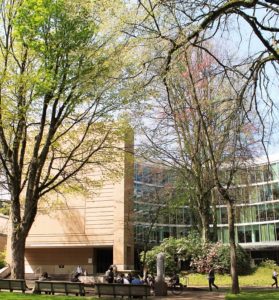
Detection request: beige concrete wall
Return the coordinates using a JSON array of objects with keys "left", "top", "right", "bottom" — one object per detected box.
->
[
  {"left": 20, "top": 127, "right": 134, "bottom": 275},
  {"left": 25, "top": 248, "right": 93, "bottom": 275}
]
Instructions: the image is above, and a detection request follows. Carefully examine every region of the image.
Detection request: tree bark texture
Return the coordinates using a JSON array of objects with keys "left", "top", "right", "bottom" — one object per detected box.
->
[
  {"left": 227, "top": 201, "right": 240, "bottom": 294},
  {"left": 11, "top": 229, "right": 26, "bottom": 279}
]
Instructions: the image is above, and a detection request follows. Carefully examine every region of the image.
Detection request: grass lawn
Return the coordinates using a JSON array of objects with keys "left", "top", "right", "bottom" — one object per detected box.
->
[
  {"left": 0, "top": 293, "right": 101, "bottom": 300},
  {"left": 184, "top": 266, "right": 276, "bottom": 287},
  {"left": 226, "top": 290, "right": 279, "bottom": 299}
]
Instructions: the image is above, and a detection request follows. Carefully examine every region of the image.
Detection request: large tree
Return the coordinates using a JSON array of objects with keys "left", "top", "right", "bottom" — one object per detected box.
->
[
  {"left": 129, "top": 0, "right": 278, "bottom": 294},
  {"left": 0, "top": 0, "right": 137, "bottom": 279}
]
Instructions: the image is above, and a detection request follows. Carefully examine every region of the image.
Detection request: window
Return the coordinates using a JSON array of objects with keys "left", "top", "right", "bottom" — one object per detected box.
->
[
  {"left": 252, "top": 225, "right": 260, "bottom": 242},
  {"left": 272, "top": 183, "right": 279, "bottom": 200},
  {"left": 237, "top": 226, "right": 245, "bottom": 243},
  {"left": 258, "top": 204, "right": 266, "bottom": 222},
  {"left": 251, "top": 206, "right": 257, "bottom": 222},
  {"left": 221, "top": 207, "right": 227, "bottom": 224},
  {"left": 245, "top": 226, "right": 252, "bottom": 243},
  {"left": 274, "top": 203, "right": 279, "bottom": 220},
  {"left": 260, "top": 224, "right": 269, "bottom": 242},
  {"left": 269, "top": 224, "right": 276, "bottom": 241},
  {"left": 222, "top": 227, "right": 229, "bottom": 243},
  {"left": 271, "top": 163, "right": 279, "bottom": 180},
  {"left": 266, "top": 203, "right": 274, "bottom": 221}
]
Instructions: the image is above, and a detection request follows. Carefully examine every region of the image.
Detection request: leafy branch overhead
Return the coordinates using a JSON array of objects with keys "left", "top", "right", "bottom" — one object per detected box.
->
[{"left": 0, "top": 0, "right": 137, "bottom": 279}]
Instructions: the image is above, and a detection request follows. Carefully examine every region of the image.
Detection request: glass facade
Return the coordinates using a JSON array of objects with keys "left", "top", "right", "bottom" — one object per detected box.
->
[{"left": 134, "top": 159, "right": 279, "bottom": 250}]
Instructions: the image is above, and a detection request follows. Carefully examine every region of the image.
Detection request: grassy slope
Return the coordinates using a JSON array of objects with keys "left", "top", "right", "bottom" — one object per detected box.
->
[{"left": 184, "top": 266, "right": 276, "bottom": 287}]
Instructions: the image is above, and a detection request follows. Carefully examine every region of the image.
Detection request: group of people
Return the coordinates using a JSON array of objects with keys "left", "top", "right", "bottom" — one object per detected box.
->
[{"left": 104, "top": 266, "right": 149, "bottom": 285}]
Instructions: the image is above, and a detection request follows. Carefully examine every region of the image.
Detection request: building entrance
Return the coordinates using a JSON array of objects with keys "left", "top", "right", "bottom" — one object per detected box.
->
[{"left": 95, "top": 247, "right": 113, "bottom": 274}]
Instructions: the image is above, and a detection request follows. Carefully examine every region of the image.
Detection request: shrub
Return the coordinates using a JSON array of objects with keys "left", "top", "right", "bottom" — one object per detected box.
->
[
  {"left": 259, "top": 259, "right": 277, "bottom": 269},
  {"left": 217, "top": 244, "right": 251, "bottom": 275},
  {"left": 141, "top": 230, "right": 203, "bottom": 275},
  {"left": 190, "top": 243, "right": 251, "bottom": 275}
]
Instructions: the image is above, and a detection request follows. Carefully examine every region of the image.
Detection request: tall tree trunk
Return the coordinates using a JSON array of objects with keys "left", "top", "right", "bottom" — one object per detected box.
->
[
  {"left": 200, "top": 212, "right": 209, "bottom": 242},
  {"left": 227, "top": 200, "right": 239, "bottom": 294},
  {"left": 211, "top": 191, "right": 218, "bottom": 242},
  {"left": 11, "top": 229, "right": 26, "bottom": 279}
]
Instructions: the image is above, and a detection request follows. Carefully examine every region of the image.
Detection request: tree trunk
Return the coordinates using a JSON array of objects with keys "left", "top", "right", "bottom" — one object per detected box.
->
[
  {"left": 200, "top": 212, "right": 209, "bottom": 242},
  {"left": 11, "top": 229, "right": 26, "bottom": 279},
  {"left": 211, "top": 191, "right": 218, "bottom": 242},
  {"left": 227, "top": 200, "right": 239, "bottom": 294}
]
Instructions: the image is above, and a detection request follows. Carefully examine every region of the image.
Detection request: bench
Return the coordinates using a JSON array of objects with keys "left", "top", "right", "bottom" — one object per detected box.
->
[
  {"left": 34, "top": 280, "right": 85, "bottom": 296},
  {"left": 0, "top": 279, "right": 27, "bottom": 293},
  {"left": 95, "top": 283, "right": 151, "bottom": 299}
]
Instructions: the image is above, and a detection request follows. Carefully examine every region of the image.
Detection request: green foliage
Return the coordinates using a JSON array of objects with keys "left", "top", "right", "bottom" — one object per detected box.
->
[
  {"left": 217, "top": 244, "right": 251, "bottom": 275},
  {"left": 259, "top": 259, "right": 277, "bottom": 269},
  {"left": 187, "top": 265, "right": 276, "bottom": 287},
  {"left": 0, "top": 202, "right": 10, "bottom": 216},
  {"left": 143, "top": 234, "right": 251, "bottom": 276},
  {"left": 141, "top": 231, "right": 203, "bottom": 275},
  {"left": 0, "top": 251, "right": 6, "bottom": 269}
]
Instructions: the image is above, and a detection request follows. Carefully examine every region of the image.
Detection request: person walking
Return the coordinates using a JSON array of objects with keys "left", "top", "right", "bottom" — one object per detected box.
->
[
  {"left": 272, "top": 269, "right": 278, "bottom": 288},
  {"left": 208, "top": 266, "right": 219, "bottom": 291}
]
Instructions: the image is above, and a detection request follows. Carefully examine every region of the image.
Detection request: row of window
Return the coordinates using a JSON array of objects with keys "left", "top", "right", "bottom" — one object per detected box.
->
[
  {"left": 233, "top": 162, "right": 279, "bottom": 185},
  {"left": 135, "top": 161, "right": 279, "bottom": 188},
  {"left": 218, "top": 202, "right": 279, "bottom": 224},
  {"left": 134, "top": 163, "right": 171, "bottom": 185},
  {"left": 213, "top": 182, "right": 279, "bottom": 205},
  {"left": 134, "top": 223, "right": 279, "bottom": 244},
  {"left": 219, "top": 223, "right": 279, "bottom": 244},
  {"left": 134, "top": 224, "right": 188, "bottom": 243},
  {"left": 135, "top": 201, "right": 279, "bottom": 226}
]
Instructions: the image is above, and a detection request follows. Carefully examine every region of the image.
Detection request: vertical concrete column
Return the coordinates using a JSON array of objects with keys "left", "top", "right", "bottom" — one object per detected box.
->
[{"left": 113, "top": 129, "right": 134, "bottom": 271}]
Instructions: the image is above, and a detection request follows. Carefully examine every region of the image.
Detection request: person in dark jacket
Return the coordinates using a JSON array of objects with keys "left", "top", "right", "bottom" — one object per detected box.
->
[{"left": 208, "top": 267, "right": 218, "bottom": 291}]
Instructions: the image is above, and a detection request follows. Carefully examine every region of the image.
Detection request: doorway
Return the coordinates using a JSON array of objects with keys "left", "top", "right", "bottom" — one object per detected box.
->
[{"left": 95, "top": 247, "right": 113, "bottom": 274}]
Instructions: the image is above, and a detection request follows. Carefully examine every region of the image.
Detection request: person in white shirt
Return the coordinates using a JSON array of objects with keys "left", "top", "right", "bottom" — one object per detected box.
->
[
  {"left": 272, "top": 269, "right": 278, "bottom": 288},
  {"left": 76, "top": 265, "right": 83, "bottom": 276}
]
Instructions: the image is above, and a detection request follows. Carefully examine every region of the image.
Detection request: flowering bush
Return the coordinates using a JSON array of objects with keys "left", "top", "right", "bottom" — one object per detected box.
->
[{"left": 191, "top": 243, "right": 251, "bottom": 275}]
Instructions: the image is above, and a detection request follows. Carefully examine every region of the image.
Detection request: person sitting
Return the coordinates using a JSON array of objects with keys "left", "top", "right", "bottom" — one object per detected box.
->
[
  {"left": 32, "top": 272, "right": 50, "bottom": 294},
  {"left": 76, "top": 265, "right": 83, "bottom": 276},
  {"left": 71, "top": 272, "right": 81, "bottom": 282},
  {"left": 170, "top": 273, "right": 180, "bottom": 285},
  {"left": 127, "top": 273, "right": 133, "bottom": 283},
  {"left": 39, "top": 272, "right": 49, "bottom": 281},
  {"left": 105, "top": 266, "right": 114, "bottom": 283},
  {"left": 131, "top": 274, "right": 143, "bottom": 285},
  {"left": 123, "top": 274, "right": 130, "bottom": 284},
  {"left": 115, "top": 273, "right": 124, "bottom": 284},
  {"left": 146, "top": 274, "right": 155, "bottom": 289}
]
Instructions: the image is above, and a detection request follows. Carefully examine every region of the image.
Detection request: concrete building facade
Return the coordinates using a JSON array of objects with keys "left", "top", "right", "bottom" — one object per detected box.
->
[
  {"left": 6, "top": 129, "right": 134, "bottom": 277},
  {"left": 134, "top": 155, "right": 279, "bottom": 264}
]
